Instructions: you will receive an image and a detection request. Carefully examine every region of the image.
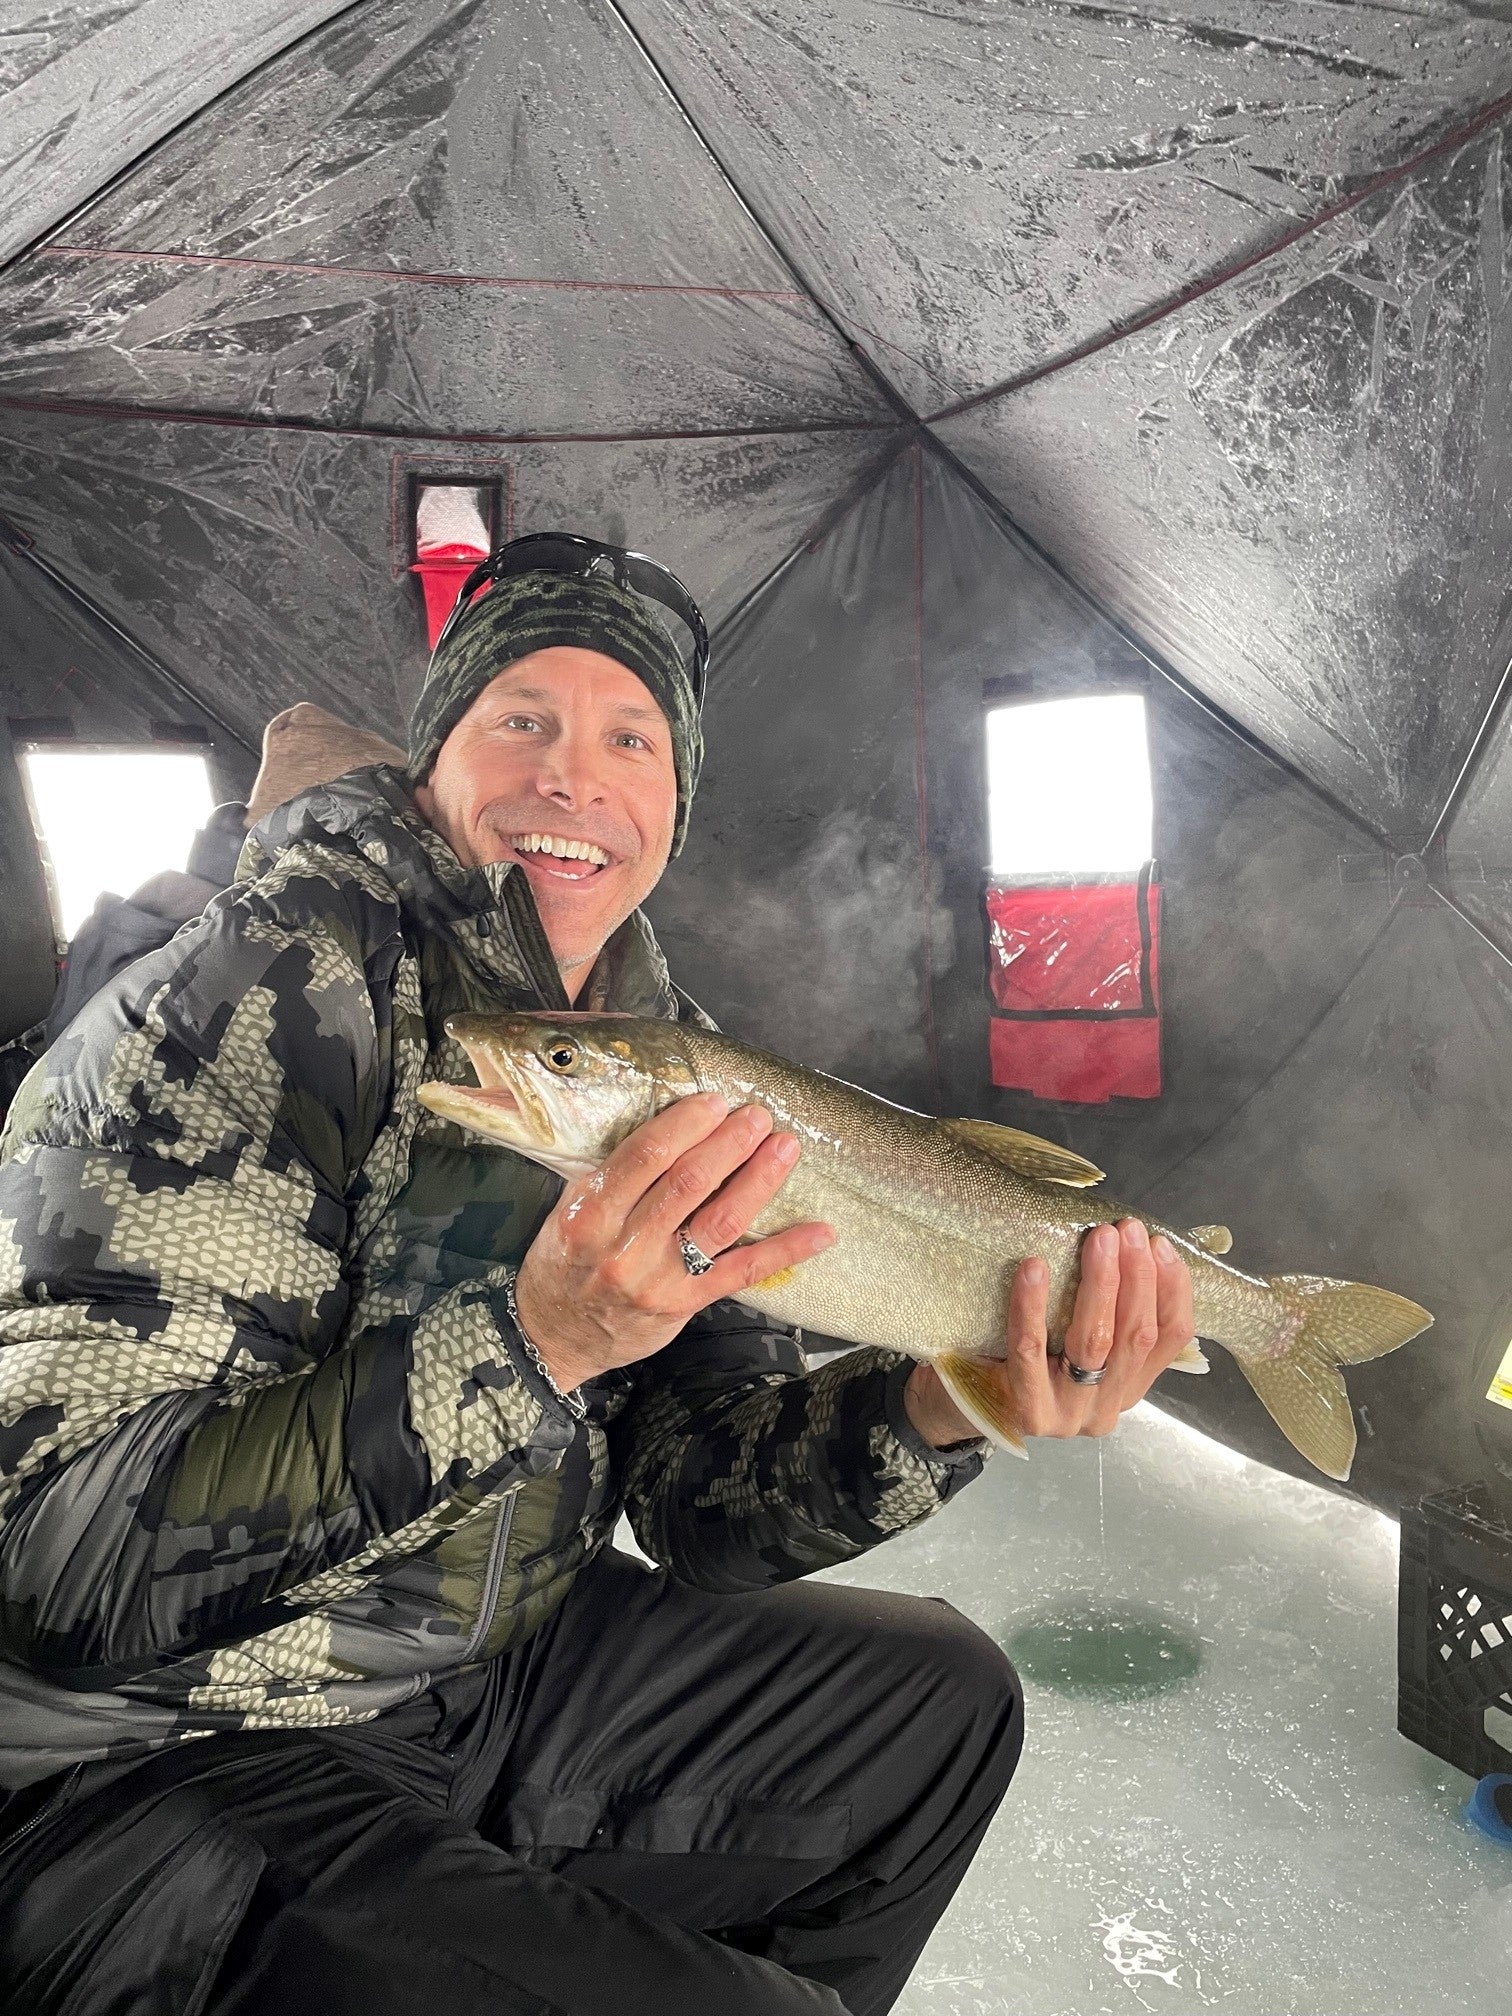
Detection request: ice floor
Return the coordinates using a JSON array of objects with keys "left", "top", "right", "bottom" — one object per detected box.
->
[{"left": 815, "top": 1404, "right": 1512, "bottom": 2016}]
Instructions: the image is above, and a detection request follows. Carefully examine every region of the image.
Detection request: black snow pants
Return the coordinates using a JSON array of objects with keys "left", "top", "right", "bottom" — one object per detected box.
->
[{"left": 0, "top": 1549, "right": 1022, "bottom": 2016}]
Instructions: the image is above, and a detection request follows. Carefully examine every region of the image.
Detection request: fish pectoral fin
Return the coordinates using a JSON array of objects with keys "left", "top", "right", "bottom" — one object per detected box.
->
[
  {"left": 933, "top": 1354, "right": 1029, "bottom": 1457},
  {"left": 1187, "top": 1223, "right": 1233, "bottom": 1256},
  {"left": 1167, "top": 1340, "right": 1210, "bottom": 1373},
  {"left": 941, "top": 1118, "right": 1104, "bottom": 1189}
]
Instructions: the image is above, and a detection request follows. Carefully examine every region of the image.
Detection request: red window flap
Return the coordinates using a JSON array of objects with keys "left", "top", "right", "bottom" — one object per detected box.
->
[
  {"left": 986, "top": 872, "right": 1156, "bottom": 1015},
  {"left": 985, "top": 869, "right": 1161, "bottom": 1103},
  {"left": 412, "top": 543, "right": 489, "bottom": 650}
]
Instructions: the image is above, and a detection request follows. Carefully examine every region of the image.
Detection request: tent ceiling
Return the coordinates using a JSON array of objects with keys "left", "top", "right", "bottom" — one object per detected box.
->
[
  {"left": 1446, "top": 688, "right": 1512, "bottom": 951},
  {"left": 619, "top": 0, "right": 1512, "bottom": 411},
  {"left": 0, "top": 0, "right": 890, "bottom": 437},
  {"left": 0, "top": 1, "right": 360, "bottom": 268},
  {"left": 937, "top": 122, "right": 1512, "bottom": 843},
  {"left": 5, "top": 3, "right": 1512, "bottom": 840}
]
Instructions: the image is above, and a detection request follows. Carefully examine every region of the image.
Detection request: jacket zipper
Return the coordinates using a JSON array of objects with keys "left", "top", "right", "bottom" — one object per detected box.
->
[
  {"left": 458, "top": 1493, "right": 517, "bottom": 1665},
  {"left": 0, "top": 1763, "right": 82, "bottom": 1860}
]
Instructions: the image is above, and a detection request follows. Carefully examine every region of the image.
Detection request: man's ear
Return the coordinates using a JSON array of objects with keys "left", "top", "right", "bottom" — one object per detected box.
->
[{"left": 412, "top": 780, "right": 435, "bottom": 823}]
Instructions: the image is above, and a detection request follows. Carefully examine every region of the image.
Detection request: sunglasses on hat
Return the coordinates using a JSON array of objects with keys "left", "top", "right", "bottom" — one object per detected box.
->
[{"left": 432, "top": 531, "right": 710, "bottom": 708}]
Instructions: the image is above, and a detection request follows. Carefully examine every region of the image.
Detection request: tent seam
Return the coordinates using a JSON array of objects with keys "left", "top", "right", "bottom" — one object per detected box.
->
[
  {"left": 0, "top": 519, "right": 257, "bottom": 762},
  {"left": 595, "top": 0, "right": 921, "bottom": 428},
  {"left": 918, "top": 431, "right": 1393, "bottom": 852},
  {"left": 1432, "top": 882, "right": 1512, "bottom": 976},
  {"left": 705, "top": 433, "right": 912, "bottom": 651},
  {"left": 912, "top": 442, "right": 942, "bottom": 1112},
  {"left": 0, "top": 393, "right": 891, "bottom": 451},
  {"left": 35, "top": 244, "right": 813, "bottom": 305},
  {"left": 928, "top": 82, "right": 1512, "bottom": 425},
  {"left": 0, "top": 0, "right": 374, "bottom": 283},
  {"left": 1427, "top": 646, "right": 1512, "bottom": 854}
]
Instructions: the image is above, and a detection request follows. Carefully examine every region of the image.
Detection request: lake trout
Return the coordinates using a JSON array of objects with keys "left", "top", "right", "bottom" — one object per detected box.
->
[{"left": 417, "top": 1012, "right": 1432, "bottom": 1481}]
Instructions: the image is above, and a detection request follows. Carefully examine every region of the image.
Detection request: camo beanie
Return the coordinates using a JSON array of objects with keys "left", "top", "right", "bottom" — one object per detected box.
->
[{"left": 407, "top": 569, "right": 703, "bottom": 856}]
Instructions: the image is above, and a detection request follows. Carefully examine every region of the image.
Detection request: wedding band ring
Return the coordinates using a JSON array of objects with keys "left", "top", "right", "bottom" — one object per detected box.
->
[
  {"left": 678, "top": 1229, "right": 715, "bottom": 1277},
  {"left": 1061, "top": 1355, "right": 1108, "bottom": 1386}
]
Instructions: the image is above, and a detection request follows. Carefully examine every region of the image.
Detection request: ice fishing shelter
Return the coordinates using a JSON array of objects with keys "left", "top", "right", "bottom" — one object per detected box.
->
[{"left": 4, "top": 0, "right": 1512, "bottom": 1516}]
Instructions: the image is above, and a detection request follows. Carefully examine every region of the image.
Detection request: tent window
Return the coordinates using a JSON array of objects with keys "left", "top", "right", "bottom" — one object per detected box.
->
[
  {"left": 982, "top": 694, "right": 1162, "bottom": 1104},
  {"left": 986, "top": 693, "right": 1152, "bottom": 877},
  {"left": 20, "top": 746, "right": 215, "bottom": 943},
  {"left": 414, "top": 481, "right": 493, "bottom": 555},
  {"left": 410, "top": 477, "right": 501, "bottom": 647}
]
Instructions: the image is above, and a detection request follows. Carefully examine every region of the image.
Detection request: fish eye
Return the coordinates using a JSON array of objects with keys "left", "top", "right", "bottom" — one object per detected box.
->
[{"left": 544, "top": 1040, "right": 578, "bottom": 1073}]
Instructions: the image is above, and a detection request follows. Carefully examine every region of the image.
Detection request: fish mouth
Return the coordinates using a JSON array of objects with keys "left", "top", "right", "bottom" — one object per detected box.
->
[{"left": 417, "top": 1025, "right": 556, "bottom": 1148}]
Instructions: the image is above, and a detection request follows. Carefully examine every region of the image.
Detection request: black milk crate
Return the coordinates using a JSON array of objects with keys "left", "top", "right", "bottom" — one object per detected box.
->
[{"left": 1398, "top": 1482, "right": 1512, "bottom": 1778}]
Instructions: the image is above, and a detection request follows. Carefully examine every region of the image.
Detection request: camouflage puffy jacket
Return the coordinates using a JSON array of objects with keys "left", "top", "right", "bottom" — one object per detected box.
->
[{"left": 0, "top": 769, "right": 986, "bottom": 1790}]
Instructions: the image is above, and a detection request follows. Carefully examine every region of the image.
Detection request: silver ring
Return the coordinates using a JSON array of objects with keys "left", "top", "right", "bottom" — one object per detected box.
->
[
  {"left": 678, "top": 1229, "right": 715, "bottom": 1277},
  {"left": 1060, "top": 1354, "right": 1108, "bottom": 1386}
]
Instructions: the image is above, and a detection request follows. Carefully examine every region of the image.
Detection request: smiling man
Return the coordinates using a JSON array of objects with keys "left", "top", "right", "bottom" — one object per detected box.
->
[
  {"left": 413, "top": 651, "right": 679, "bottom": 1002},
  {"left": 0, "top": 537, "right": 1193, "bottom": 2016}
]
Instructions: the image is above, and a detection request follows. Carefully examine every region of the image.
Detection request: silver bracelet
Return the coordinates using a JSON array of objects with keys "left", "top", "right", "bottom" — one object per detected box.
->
[{"left": 503, "top": 1273, "right": 587, "bottom": 1421}]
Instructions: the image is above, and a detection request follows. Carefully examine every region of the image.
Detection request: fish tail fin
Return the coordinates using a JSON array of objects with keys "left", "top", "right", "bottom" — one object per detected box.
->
[
  {"left": 1230, "top": 1276, "right": 1432, "bottom": 1482},
  {"left": 933, "top": 1354, "right": 1029, "bottom": 1458},
  {"left": 1270, "top": 1275, "right": 1433, "bottom": 1366}
]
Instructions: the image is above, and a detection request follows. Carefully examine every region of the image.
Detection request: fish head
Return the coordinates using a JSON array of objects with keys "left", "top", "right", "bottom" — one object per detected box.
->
[{"left": 416, "top": 1011, "right": 701, "bottom": 1180}]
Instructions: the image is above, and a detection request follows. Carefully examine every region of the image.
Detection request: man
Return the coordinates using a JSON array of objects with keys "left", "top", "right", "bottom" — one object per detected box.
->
[{"left": 0, "top": 535, "right": 1194, "bottom": 2016}]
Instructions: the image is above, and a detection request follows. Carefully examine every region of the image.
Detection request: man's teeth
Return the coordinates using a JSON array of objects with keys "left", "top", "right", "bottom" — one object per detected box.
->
[{"left": 511, "top": 833, "right": 610, "bottom": 866}]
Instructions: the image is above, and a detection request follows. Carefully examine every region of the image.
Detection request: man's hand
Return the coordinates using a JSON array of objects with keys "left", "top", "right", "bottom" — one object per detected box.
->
[
  {"left": 513, "top": 1091, "right": 834, "bottom": 1395},
  {"left": 904, "top": 1219, "right": 1196, "bottom": 1449}
]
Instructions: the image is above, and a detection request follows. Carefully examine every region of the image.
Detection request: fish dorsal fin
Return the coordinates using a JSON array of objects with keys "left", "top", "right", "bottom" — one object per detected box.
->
[
  {"left": 1187, "top": 1223, "right": 1233, "bottom": 1256},
  {"left": 942, "top": 1118, "right": 1104, "bottom": 1189}
]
